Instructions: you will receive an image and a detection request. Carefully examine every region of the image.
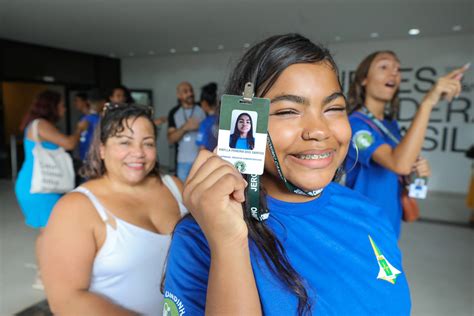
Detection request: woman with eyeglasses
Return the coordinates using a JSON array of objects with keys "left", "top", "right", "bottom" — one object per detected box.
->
[{"left": 39, "top": 103, "right": 187, "bottom": 315}]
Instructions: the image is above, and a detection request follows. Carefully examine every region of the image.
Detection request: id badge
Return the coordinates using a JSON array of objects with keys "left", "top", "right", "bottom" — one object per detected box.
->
[
  {"left": 183, "top": 134, "right": 192, "bottom": 142},
  {"left": 216, "top": 94, "right": 270, "bottom": 175},
  {"left": 408, "top": 178, "right": 428, "bottom": 199}
]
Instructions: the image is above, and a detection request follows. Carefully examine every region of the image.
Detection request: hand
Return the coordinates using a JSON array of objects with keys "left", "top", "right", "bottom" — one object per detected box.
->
[
  {"left": 182, "top": 117, "right": 200, "bottom": 132},
  {"left": 183, "top": 150, "right": 248, "bottom": 249},
  {"left": 154, "top": 116, "right": 167, "bottom": 126},
  {"left": 412, "top": 157, "right": 431, "bottom": 178},
  {"left": 422, "top": 66, "right": 467, "bottom": 106},
  {"left": 76, "top": 120, "right": 89, "bottom": 133}
]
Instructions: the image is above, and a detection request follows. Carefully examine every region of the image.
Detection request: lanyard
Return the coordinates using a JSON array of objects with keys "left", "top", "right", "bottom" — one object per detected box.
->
[
  {"left": 360, "top": 107, "right": 425, "bottom": 184},
  {"left": 182, "top": 105, "right": 195, "bottom": 122},
  {"left": 241, "top": 83, "right": 323, "bottom": 222},
  {"left": 360, "top": 107, "right": 400, "bottom": 145},
  {"left": 267, "top": 135, "right": 324, "bottom": 197}
]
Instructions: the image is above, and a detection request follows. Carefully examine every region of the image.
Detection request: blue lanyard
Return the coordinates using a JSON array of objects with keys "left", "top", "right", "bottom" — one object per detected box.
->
[{"left": 360, "top": 107, "right": 399, "bottom": 144}]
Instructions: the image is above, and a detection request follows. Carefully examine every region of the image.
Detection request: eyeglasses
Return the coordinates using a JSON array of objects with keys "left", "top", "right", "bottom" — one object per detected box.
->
[{"left": 102, "top": 102, "right": 154, "bottom": 117}]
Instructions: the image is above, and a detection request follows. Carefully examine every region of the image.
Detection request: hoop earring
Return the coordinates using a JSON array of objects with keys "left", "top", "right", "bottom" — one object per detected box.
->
[{"left": 346, "top": 141, "right": 360, "bottom": 173}]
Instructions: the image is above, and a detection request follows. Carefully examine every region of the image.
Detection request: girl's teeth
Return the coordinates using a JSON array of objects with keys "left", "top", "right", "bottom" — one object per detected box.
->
[{"left": 297, "top": 153, "right": 331, "bottom": 160}]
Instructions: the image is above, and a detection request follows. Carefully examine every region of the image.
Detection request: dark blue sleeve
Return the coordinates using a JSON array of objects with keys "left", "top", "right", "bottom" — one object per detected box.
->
[
  {"left": 349, "top": 117, "right": 388, "bottom": 167},
  {"left": 163, "top": 218, "right": 210, "bottom": 316},
  {"left": 195, "top": 120, "right": 207, "bottom": 147}
]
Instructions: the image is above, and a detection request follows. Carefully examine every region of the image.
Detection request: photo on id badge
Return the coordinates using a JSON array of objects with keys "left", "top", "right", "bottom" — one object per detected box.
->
[{"left": 217, "top": 94, "right": 269, "bottom": 175}]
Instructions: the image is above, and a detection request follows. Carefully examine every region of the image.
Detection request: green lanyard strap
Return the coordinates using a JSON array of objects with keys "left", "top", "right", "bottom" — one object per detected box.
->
[{"left": 246, "top": 133, "right": 323, "bottom": 222}]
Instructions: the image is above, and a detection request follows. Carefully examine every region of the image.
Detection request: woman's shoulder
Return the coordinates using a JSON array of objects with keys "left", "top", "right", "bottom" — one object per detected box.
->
[{"left": 47, "top": 186, "right": 105, "bottom": 228}]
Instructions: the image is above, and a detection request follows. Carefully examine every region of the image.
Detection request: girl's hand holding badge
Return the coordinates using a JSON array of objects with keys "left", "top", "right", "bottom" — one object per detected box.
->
[{"left": 183, "top": 150, "right": 248, "bottom": 249}]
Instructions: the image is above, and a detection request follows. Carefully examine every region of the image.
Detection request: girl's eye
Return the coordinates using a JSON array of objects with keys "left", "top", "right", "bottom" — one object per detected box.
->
[
  {"left": 120, "top": 141, "right": 130, "bottom": 145},
  {"left": 326, "top": 106, "right": 346, "bottom": 113},
  {"left": 272, "top": 110, "right": 298, "bottom": 116},
  {"left": 144, "top": 143, "right": 155, "bottom": 147}
]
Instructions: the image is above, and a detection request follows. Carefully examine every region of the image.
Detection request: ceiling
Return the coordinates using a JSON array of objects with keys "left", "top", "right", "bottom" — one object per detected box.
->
[{"left": 0, "top": 0, "right": 472, "bottom": 58}]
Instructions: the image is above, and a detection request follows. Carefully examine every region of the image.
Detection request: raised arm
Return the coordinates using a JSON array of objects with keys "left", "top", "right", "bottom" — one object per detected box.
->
[
  {"left": 372, "top": 66, "right": 465, "bottom": 175},
  {"left": 183, "top": 150, "right": 262, "bottom": 315},
  {"left": 38, "top": 193, "right": 138, "bottom": 316},
  {"left": 36, "top": 119, "right": 86, "bottom": 150}
]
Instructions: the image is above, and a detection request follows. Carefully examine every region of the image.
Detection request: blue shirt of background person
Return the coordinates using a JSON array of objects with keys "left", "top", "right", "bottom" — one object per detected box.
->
[
  {"left": 229, "top": 112, "right": 255, "bottom": 150},
  {"left": 196, "top": 114, "right": 218, "bottom": 151},
  {"left": 163, "top": 183, "right": 411, "bottom": 316},
  {"left": 79, "top": 112, "right": 100, "bottom": 161},
  {"left": 196, "top": 82, "right": 219, "bottom": 151},
  {"left": 345, "top": 112, "right": 403, "bottom": 236},
  {"left": 342, "top": 51, "right": 462, "bottom": 239}
]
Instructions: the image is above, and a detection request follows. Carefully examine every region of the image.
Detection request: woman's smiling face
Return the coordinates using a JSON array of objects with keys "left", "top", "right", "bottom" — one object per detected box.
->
[
  {"left": 262, "top": 62, "right": 351, "bottom": 201},
  {"left": 100, "top": 116, "right": 157, "bottom": 185}
]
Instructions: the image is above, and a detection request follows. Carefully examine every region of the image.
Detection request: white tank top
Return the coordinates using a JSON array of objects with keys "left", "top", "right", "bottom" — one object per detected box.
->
[{"left": 73, "top": 175, "right": 187, "bottom": 316}]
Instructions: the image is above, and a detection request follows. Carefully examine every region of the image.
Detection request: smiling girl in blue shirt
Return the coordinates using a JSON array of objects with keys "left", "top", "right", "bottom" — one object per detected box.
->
[
  {"left": 229, "top": 112, "right": 255, "bottom": 150},
  {"left": 163, "top": 34, "right": 411, "bottom": 316},
  {"left": 344, "top": 51, "right": 466, "bottom": 237}
]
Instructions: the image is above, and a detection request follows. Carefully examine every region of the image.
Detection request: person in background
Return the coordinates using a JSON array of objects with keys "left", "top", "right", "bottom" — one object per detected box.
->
[
  {"left": 109, "top": 85, "right": 134, "bottom": 104},
  {"left": 78, "top": 89, "right": 104, "bottom": 162},
  {"left": 73, "top": 92, "right": 90, "bottom": 116},
  {"left": 344, "top": 51, "right": 466, "bottom": 238},
  {"left": 39, "top": 104, "right": 187, "bottom": 315},
  {"left": 162, "top": 34, "right": 410, "bottom": 316},
  {"left": 167, "top": 82, "right": 206, "bottom": 181},
  {"left": 196, "top": 82, "right": 218, "bottom": 151},
  {"left": 15, "top": 90, "right": 86, "bottom": 289}
]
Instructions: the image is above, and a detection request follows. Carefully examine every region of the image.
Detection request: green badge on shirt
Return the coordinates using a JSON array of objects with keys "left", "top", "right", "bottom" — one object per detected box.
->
[{"left": 354, "top": 130, "right": 374, "bottom": 150}]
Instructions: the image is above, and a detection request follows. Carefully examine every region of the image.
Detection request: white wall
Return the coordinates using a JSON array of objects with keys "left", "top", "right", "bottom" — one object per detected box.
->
[{"left": 123, "top": 34, "right": 474, "bottom": 193}]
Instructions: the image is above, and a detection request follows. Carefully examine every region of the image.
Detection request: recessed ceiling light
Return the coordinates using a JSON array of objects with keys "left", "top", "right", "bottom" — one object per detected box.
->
[
  {"left": 170, "top": 48, "right": 176, "bottom": 54},
  {"left": 370, "top": 32, "right": 379, "bottom": 38},
  {"left": 128, "top": 52, "right": 135, "bottom": 57},
  {"left": 452, "top": 25, "right": 462, "bottom": 32},
  {"left": 192, "top": 46, "right": 200, "bottom": 52},
  {"left": 334, "top": 36, "right": 342, "bottom": 41},
  {"left": 148, "top": 50, "right": 155, "bottom": 55},
  {"left": 408, "top": 28, "right": 420, "bottom": 36},
  {"left": 243, "top": 43, "right": 250, "bottom": 48},
  {"left": 217, "top": 44, "right": 224, "bottom": 50}
]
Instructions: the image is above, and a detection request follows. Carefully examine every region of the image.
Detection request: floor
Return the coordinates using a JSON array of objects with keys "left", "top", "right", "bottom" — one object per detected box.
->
[{"left": 0, "top": 180, "right": 472, "bottom": 316}]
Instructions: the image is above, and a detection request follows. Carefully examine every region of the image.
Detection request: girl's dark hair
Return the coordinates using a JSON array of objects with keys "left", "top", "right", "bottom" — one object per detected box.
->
[
  {"left": 229, "top": 112, "right": 255, "bottom": 150},
  {"left": 226, "top": 33, "right": 340, "bottom": 315},
  {"left": 200, "top": 82, "right": 218, "bottom": 107},
  {"left": 79, "top": 103, "right": 160, "bottom": 179},
  {"left": 20, "top": 90, "right": 61, "bottom": 131},
  {"left": 348, "top": 51, "right": 400, "bottom": 120},
  {"left": 109, "top": 85, "right": 135, "bottom": 103}
]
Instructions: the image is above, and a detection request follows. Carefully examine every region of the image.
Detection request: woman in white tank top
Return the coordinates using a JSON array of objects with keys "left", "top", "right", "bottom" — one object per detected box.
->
[{"left": 38, "top": 103, "right": 187, "bottom": 315}]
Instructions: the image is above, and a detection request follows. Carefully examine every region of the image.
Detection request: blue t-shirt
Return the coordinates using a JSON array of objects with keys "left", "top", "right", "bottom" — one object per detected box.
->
[
  {"left": 196, "top": 114, "right": 217, "bottom": 151},
  {"left": 344, "top": 111, "right": 403, "bottom": 237},
  {"left": 163, "top": 183, "right": 411, "bottom": 315},
  {"left": 235, "top": 137, "right": 251, "bottom": 150},
  {"left": 79, "top": 112, "right": 100, "bottom": 161}
]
